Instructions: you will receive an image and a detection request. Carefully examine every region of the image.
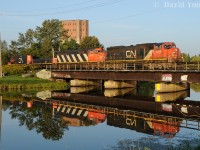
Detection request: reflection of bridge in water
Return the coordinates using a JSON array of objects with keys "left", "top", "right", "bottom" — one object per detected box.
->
[
  {"left": 35, "top": 89, "right": 200, "bottom": 138},
  {"left": 2, "top": 88, "right": 199, "bottom": 139}
]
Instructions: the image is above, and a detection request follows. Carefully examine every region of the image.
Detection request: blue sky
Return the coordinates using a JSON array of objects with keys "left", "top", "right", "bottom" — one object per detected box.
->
[{"left": 0, "top": 0, "right": 200, "bottom": 55}]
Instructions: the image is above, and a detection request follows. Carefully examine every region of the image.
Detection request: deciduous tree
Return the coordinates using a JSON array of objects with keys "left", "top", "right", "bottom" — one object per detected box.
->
[
  {"left": 60, "top": 39, "right": 79, "bottom": 50},
  {"left": 80, "top": 36, "right": 103, "bottom": 49}
]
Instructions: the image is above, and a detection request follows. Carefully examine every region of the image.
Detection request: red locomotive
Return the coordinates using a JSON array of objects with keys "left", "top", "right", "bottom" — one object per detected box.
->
[
  {"left": 106, "top": 42, "right": 182, "bottom": 62},
  {"left": 55, "top": 42, "right": 183, "bottom": 63}
]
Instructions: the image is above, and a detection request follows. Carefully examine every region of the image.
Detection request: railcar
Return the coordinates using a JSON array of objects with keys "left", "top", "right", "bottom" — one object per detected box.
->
[{"left": 9, "top": 55, "right": 52, "bottom": 64}]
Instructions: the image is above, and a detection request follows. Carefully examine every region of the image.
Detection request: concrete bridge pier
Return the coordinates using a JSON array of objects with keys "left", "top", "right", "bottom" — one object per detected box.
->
[
  {"left": 104, "top": 80, "right": 137, "bottom": 89},
  {"left": 70, "top": 79, "right": 101, "bottom": 87},
  {"left": 155, "top": 82, "right": 190, "bottom": 93}
]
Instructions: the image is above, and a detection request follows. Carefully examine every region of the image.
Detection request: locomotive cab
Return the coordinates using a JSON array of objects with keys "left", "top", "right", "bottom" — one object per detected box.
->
[
  {"left": 87, "top": 48, "right": 107, "bottom": 62},
  {"left": 152, "top": 42, "right": 182, "bottom": 62}
]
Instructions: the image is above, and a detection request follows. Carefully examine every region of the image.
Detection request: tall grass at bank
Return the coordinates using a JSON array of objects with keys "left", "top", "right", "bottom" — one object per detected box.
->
[
  {"left": 0, "top": 75, "right": 68, "bottom": 90},
  {"left": 3, "top": 64, "right": 40, "bottom": 76}
]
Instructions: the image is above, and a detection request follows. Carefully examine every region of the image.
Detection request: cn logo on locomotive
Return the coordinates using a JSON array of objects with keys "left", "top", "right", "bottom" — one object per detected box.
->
[{"left": 126, "top": 50, "right": 136, "bottom": 59}]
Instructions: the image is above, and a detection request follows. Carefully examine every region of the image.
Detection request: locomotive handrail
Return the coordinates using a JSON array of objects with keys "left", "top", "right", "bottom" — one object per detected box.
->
[{"left": 46, "top": 61, "right": 200, "bottom": 72}]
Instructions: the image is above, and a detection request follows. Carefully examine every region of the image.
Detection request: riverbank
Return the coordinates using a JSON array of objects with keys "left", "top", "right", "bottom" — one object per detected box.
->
[{"left": 0, "top": 75, "right": 68, "bottom": 90}]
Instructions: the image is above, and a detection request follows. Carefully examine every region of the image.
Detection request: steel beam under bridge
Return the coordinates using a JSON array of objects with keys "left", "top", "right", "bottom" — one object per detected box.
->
[{"left": 51, "top": 71, "right": 200, "bottom": 83}]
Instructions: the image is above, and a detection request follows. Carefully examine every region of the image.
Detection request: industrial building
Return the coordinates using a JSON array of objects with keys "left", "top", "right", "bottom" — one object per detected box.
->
[{"left": 61, "top": 20, "right": 89, "bottom": 44}]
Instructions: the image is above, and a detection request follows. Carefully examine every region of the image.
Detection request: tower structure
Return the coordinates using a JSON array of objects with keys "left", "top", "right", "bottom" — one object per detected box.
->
[{"left": 61, "top": 20, "right": 89, "bottom": 44}]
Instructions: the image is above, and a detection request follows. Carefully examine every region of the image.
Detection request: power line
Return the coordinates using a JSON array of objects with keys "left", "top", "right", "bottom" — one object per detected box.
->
[
  {"left": 0, "top": 0, "right": 125, "bottom": 17},
  {"left": 92, "top": 8, "right": 167, "bottom": 24},
  {"left": 0, "top": 0, "right": 102, "bottom": 13}
]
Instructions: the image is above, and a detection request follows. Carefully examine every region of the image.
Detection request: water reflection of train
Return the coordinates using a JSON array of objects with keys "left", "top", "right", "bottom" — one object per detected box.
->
[
  {"left": 51, "top": 102, "right": 181, "bottom": 138},
  {"left": 107, "top": 114, "right": 181, "bottom": 138},
  {"left": 52, "top": 102, "right": 106, "bottom": 126}
]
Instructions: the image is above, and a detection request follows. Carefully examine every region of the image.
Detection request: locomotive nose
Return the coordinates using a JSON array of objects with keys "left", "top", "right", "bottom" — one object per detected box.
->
[{"left": 172, "top": 48, "right": 181, "bottom": 59}]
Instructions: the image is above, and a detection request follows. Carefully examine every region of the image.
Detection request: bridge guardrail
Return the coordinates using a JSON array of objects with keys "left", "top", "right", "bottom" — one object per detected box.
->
[{"left": 46, "top": 62, "right": 200, "bottom": 72}]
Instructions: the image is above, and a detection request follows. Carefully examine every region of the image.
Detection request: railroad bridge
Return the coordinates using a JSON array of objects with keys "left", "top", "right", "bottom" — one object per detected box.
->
[{"left": 45, "top": 61, "right": 200, "bottom": 92}]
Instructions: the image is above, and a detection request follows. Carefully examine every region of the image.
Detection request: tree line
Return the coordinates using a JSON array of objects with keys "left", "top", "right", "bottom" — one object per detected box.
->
[
  {"left": 0, "top": 19, "right": 103, "bottom": 65},
  {"left": 182, "top": 53, "right": 200, "bottom": 62}
]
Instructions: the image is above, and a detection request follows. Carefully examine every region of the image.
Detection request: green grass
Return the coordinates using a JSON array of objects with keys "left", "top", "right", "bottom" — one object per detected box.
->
[
  {"left": 0, "top": 75, "right": 52, "bottom": 84},
  {"left": 0, "top": 75, "right": 68, "bottom": 90}
]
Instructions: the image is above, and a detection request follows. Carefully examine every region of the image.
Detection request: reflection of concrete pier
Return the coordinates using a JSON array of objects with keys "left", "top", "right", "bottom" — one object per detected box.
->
[
  {"left": 155, "top": 90, "right": 189, "bottom": 102},
  {"left": 70, "top": 86, "right": 98, "bottom": 94},
  {"left": 155, "top": 83, "right": 189, "bottom": 93},
  {"left": 104, "top": 88, "right": 136, "bottom": 97}
]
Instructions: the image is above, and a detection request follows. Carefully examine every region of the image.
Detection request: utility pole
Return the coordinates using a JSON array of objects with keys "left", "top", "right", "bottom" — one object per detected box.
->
[
  {"left": 0, "top": 33, "right": 2, "bottom": 78},
  {"left": 0, "top": 96, "right": 2, "bottom": 142}
]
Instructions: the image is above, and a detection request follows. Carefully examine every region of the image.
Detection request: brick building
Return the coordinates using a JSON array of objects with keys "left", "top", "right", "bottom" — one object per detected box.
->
[{"left": 61, "top": 20, "right": 89, "bottom": 44}]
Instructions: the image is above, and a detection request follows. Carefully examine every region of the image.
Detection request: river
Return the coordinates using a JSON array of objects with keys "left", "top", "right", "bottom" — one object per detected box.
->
[{"left": 0, "top": 82, "right": 199, "bottom": 150}]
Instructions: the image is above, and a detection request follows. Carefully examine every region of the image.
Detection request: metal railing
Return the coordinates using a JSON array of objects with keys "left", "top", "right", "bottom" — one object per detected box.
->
[{"left": 46, "top": 61, "right": 200, "bottom": 72}]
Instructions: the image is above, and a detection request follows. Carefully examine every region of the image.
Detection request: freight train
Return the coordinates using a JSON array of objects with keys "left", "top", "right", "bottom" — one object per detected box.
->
[
  {"left": 56, "top": 42, "right": 183, "bottom": 63},
  {"left": 9, "top": 42, "right": 183, "bottom": 64}
]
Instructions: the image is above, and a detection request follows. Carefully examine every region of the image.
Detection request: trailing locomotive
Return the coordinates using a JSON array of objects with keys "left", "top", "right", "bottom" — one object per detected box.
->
[
  {"left": 55, "top": 48, "right": 106, "bottom": 63},
  {"left": 55, "top": 42, "right": 183, "bottom": 63}
]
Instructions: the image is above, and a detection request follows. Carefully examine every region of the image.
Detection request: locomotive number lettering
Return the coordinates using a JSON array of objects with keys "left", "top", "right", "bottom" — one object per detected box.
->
[
  {"left": 126, "top": 118, "right": 135, "bottom": 126},
  {"left": 126, "top": 50, "right": 136, "bottom": 59}
]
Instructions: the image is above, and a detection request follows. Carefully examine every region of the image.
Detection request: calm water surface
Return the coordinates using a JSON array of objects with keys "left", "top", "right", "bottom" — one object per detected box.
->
[{"left": 0, "top": 84, "right": 200, "bottom": 150}]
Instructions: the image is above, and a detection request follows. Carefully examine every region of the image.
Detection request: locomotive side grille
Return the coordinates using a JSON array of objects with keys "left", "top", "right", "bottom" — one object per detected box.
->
[
  {"left": 66, "top": 55, "right": 72, "bottom": 62},
  {"left": 71, "top": 54, "right": 78, "bottom": 62},
  {"left": 83, "top": 54, "right": 88, "bottom": 61},
  {"left": 57, "top": 55, "right": 62, "bottom": 62},
  {"left": 55, "top": 105, "right": 88, "bottom": 117},
  {"left": 61, "top": 55, "right": 67, "bottom": 62},
  {"left": 56, "top": 53, "right": 88, "bottom": 63},
  {"left": 77, "top": 54, "right": 83, "bottom": 62}
]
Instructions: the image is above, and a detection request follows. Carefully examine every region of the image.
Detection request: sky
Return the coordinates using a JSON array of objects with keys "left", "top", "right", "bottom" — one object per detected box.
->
[{"left": 0, "top": 0, "right": 200, "bottom": 56}]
